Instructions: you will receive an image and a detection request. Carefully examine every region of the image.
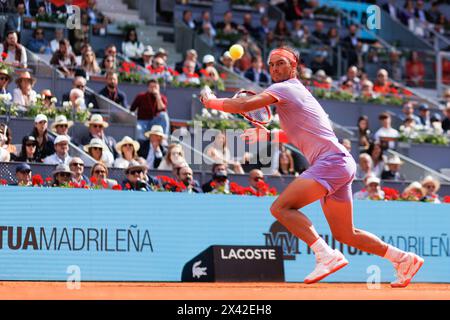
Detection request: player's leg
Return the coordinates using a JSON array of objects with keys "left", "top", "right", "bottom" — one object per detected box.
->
[
  {"left": 321, "top": 195, "right": 424, "bottom": 288},
  {"left": 270, "top": 178, "right": 348, "bottom": 283}
]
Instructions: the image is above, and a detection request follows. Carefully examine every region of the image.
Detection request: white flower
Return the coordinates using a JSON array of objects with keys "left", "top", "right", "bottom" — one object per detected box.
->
[
  {"left": 75, "top": 97, "right": 84, "bottom": 106},
  {"left": 88, "top": 103, "right": 93, "bottom": 109},
  {"left": 36, "top": 94, "right": 42, "bottom": 100},
  {"left": 211, "top": 109, "right": 218, "bottom": 116},
  {"left": 51, "top": 97, "right": 57, "bottom": 103},
  {"left": 201, "top": 108, "right": 211, "bottom": 118},
  {"left": 219, "top": 111, "right": 229, "bottom": 119},
  {"left": 62, "top": 101, "right": 70, "bottom": 108},
  {"left": 5, "top": 93, "right": 11, "bottom": 101}
]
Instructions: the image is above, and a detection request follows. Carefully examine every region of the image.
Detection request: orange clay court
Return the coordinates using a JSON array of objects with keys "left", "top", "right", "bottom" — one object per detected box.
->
[{"left": 1, "top": 282, "right": 449, "bottom": 300}]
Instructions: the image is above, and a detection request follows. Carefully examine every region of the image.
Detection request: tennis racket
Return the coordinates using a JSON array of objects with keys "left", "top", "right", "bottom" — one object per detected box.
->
[{"left": 232, "top": 89, "right": 272, "bottom": 128}]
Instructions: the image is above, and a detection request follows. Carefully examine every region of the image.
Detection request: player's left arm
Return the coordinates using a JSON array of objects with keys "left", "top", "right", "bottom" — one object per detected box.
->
[{"left": 201, "top": 91, "right": 277, "bottom": 113}]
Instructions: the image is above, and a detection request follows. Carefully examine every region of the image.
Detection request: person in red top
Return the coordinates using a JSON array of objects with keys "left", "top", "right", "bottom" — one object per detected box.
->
[
  {"left": 130, "top": 79, "right": 170, "bottom": 140},
  {"left": 405, "top": 51, "right": 425, "bottom": 87}
]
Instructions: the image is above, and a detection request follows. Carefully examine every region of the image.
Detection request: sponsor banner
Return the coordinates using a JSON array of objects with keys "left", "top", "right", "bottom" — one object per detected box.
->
[{"left": 0, "top": 187, "right": 449, "bottom": 282}]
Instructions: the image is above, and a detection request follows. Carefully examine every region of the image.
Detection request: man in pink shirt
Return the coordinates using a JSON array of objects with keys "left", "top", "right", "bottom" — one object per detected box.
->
[{"left": 200, "top": 46, "right": 423, "bottom": 287}]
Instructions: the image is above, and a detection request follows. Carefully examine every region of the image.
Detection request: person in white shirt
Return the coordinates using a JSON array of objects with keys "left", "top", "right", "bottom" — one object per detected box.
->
[
  {"left": 84, "top": 137, "right": 114, "bottom": 167},
  {"left": 13, "top": 71, "right": 37, "bottom": 109},
  {"left": 0, "top": 30, "right": 27, "bottom": 68},
  {"left": 121, "top": 29, "right": 144, "bottom": 61},
  {"left": 113, "top": 136, "right": 141, "bottom": 169},
  {"left": 374, "top": 112, "right": 399, "bottom": 149},
  {"left": 43, "top": 135, "right": 72, "bottom": 165}
]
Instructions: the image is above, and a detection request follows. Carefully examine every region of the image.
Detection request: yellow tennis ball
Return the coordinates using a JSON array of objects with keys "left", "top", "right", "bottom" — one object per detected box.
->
[{"left": 229, "top": 44, "right": 244, "bottom": 60}]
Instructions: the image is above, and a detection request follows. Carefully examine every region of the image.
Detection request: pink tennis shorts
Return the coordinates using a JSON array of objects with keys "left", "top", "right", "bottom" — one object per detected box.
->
[{"left": 300, "top": 152, "right": 356, "bottom": 203}]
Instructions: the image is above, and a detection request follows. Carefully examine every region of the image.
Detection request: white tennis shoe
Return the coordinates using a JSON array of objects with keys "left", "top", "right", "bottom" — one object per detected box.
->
[
  {"left": 304, "top": 249, "right": 349, "bottom": 284},
  {"left": 390, "top": 253, "right": 424, "bottom": 288}
]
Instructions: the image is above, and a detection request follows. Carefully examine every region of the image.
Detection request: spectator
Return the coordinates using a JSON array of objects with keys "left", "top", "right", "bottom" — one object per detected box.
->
[
  {"left": 81, "top": 49, "right": 101, "bottom": 78},
  {"left": 174, "top": 165, "right": 202, "bottom": 193},
  {"left": 326, "top": 27, "right": 340, "bottom": 48},
  {"left": 421, "top": 176, "right": 441, "bottom": 203},
  {"left": 339, "top": 66, "right": 360, "bottom": 93},
  {"left": 200, "top": 54, "right": 219, "bottom": 82},
  {"left": 113, "top": 136, "right": 141, "bottom": 169},
  {"left": 286, "top": 0, "right": 303, "bottom": 21},
  {"left": 154, "top": 48, "right": 169, "bottom": 64},
  {"left": 374, "top": 112, "right": 399, "bottom": 149},
  {"left": 277, "top": 147, "right": 295, "bottom": 175},
  {"left": 40, "top": 89, "right": 56, "bottom": 110},
  {"left": 130, "top": 79, "right": 170, "bottom": 139},
  {"left": 100, "top": 54, "right": 116, "bottom": 74},
  {"left": 69, "top": 157, "right": 90, "bottom": 186},
  {"left": 50, "top": 39, "right": 77, "bottom": 77},
  {"left": 360, "top": 80, "right": 375, "bottom": 98},
  {"left": 6, "top": 3, "right": 25, "bottom": 39},
  {"left": 414, "top": 0, "right": 431, "bottom": 24},
  {"left": 367, "top": 142, "right": 386, "bottom": 177},
  {"left": 202, "top": 162, "right": 229, "bottom": 193},
  {"left": 342, "top": 24, "right": 359, "bottom": 51},
  {"left": 0, "top": 122, "right": 15, "bottom": 156},
  {"left": 442, "top": 104, "right": 450, "bottom": 133},
  {"left": 357, "top": 115, "right": 371, "bottom": 151},
  {"left": 50, "top": 115, "right": 73, "bottom": 137},
  {"left": 0, "top": 67, "right": 11, "bottom": 94},
  {"left": 291, "top": 20, "right": 308, "bottom": 45},
  {"left": 400, "top": 101, "right": 421, "bottom": 125},
  {"left": 197, "top": 10, "right": 216, "bottom": 39},
  {"left": 50, "top": 28, "right": 65, "bottom": 53},
  {"left": 138, "top": 125, "right": 167, "bottom": 170},
  {"left": 382, "top": 0, "right": 401, "bottom": 21},
  {"left": 81, "top": 114, "right": 116, "bottom": 156},
  {"left": 146, "top": 56, "right": 175, "bottom": 81},
  {"left": 1, "top": 30, "right": 27, "bottom": 68},
  {"left": 312, "top": 21, "right": 328, "bottom": 44},
  {"left": 121, "top": 28, "right": 144, "bottom": 62},
  {"left": 13, "top": 71, "right": 37, "bottom": 109},
  {"left": 240, "top": 13, "right": 257, "bottom": 38},
  {"left": 141, "top": 46, "right": 154, "bottom": 69},
  {"left": 402, "top": 181, "right": 425, "bottom": 201},
  {"left": 27, "top": 27, "right": 51, "bottom": 54},
  {"left": 177, "top": 60, "right": 200, "bottom": 85},
  {"left": 406, "top": 51, "right": 425, "bottom": 87},
  {"left": 205, "top": 131, "right": 244, "bottom": 174},
  {"left": 373, "top": 69, "right": 396, "bottom": 95},
  {"left": 89, "top": 162, "right": 117, "bottom": 189},
  {"left": 310, "top": 51, "right": 332, "bottom": 75},
  {"left": 248, "top": 169, "right": 264, "bottom": 193},
  {"left": 356, "top": 153, "right": 373, "bottom": 180},
  {"left": 215, "top": 10, "right": 238, "bottom": 35},
  {"left": 98, "top": 72, "right": 128, "bottom": 108},
  {"left": 158, "top": 143, "right": 186, "bottom": 171},
  {"left": 56, "top": 0, "right": 76, "bottom": 16},
  {"left": 43, "top": 135, "right": 72, "bottom": 165},
  {"left": 52, "top": 164, "right": 73, "bottom": 187},
  {"left": 381, "top": 155, "right": 405, "bottom": 181},
  {"left": 0, "top": 122, "right": 10, "bottom": 161},
  {"left": 199, "top": 19, "right": 215, "bottom": 47},
  {"left": 86, "top": 0, "right": 108, "bottom": 27},
  {"left": 62, "top": 76, "right": 98, "bottom": 111},
  {"left": 40, "top": 0, "right": 57, "bottom": 15},
  {"left": 175, "top": 49, "right": 201, "bottom": 75},
  {"left": 256, "top": 15, "right": 270, "bottom": 41},
  {"left": 220, "top": 51, "right": 240, "bottom": 74},
  {"left": 14, "top": 163, "right": 32, "bottom": 186},
  {"left": 15, "top": 135, "right": 39, "bottom": 162},
  {"left": 244, "top": 55, "right": 271, "bottom": 86},
  {"left": 353, "top": 175, "right": 385, "bottom": 200},
  {"left": 418, "top": 103, "right": 431, "bottom": 128},
  {"left": 182, "top": 9, "right": 195, "bottom": 30},
  {"left": 122, "top": 160, "right": 153, "bottom": 191},
  {"left": 274, "top": 19, "right": 290, "bottom": 43},
  {"left": 84, "top": 137, "right": 114, "bottom": 167}
]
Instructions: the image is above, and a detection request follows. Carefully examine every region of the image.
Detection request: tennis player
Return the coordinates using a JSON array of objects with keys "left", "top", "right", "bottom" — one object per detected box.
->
[{"left": 200, "top": 46, "right": 424, "bottom": 287}]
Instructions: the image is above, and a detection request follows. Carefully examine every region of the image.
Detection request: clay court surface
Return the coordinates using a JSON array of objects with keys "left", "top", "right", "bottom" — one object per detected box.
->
[{"left": 0, "top": 282, "right": 449, "bottom": 300}]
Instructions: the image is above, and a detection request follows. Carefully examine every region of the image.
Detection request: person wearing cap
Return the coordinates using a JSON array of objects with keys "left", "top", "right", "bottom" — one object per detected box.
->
[
  {"left": 200, "top": 54, "right": 220, "bottom": 82},
  {"left": 353, "top": 174, "right": 385, "bottom": 200},
  {"left": 50, "top": 115, "right": 73, "bottom": 137},
  {"left": 175, "top": 49, "right": 201, "bottom": 75},
  {"left": 173, "top": 164, "right": 202, "bottom": 193},
  {"left": 12, "top": 163, "right": 32, "bottom": 186},
  {"left": 12, "top": 71, "right": 37, "bottom": 108},
  {"left": 374, "top": 112, "right": 399, "bottom": 149},
  {"left": 98, "top": 72, "right": 128, "bottom": 108},
  {"left": 155, "top": 48, "right": 169, "bottom": 63},
  {"left": 15, "top": 135, "right": 40, "bottom": 162},
  {"left": 141, "top": 46, "right": 155, "bottom": 69},
  {"left": 220, "top": 51, "right": 241, "bottom": 74},
  {"left": 43, "top": 135, "right": 72, "bottom": 165},
  {"left": 0, "top": 67, "right": 11, "bottom": 94},
  {"left": 80, "top": 114, "right": 117, "bottom": 158},
  {"left": 90, "top": 162, "right": 118, "bottom": 189},
  {"left": 418, "top": 103, "right": 431, "bottom": 128},
  {"left": 421, "top": 176, "right": 441, "bottom": 204},
  {"left": 84, "top": 137, "right": 114, "bottom": 167},
  {"left": 130, "top": 78, "right": 170, "bottom": 140},
  {"left": 30, "top": 114, "right": 54, "bottom": 161},
  {"left": 113, "top": 136, "right": 141, "bottom": 169},
  {"left": 69, "top": 157, "right": 90, "bottom": 186},
  {"left": 138, "top": 125, "right": 167, "bottom": 170},
  {"left": 122, "top": 160, "right": 153, "bottom": 191},
  {"left": 244, "top": 55, "right": 271, "bottom": 86},
  {"left": 52, "top": 164, "right": 74, "bottom": 187},
  {"left": 0, "top": 30, "right": 27, "bottom": 68},
  {"left": 402, "top": 181, "right": 425, "bottom": 201},
  {"left": 381, "top": 155, "right": 405, "bottom": 181},
  {"left": 121, "top": 28, "right": 145, "bottom": 62},
  {"left": 62, "top": 76, "right": 98, "bottom": 110}
]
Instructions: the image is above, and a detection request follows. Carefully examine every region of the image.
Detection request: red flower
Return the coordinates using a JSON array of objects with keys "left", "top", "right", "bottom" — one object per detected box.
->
[
  {"left": 443, "top": 196, "right": 450, "bottom": 204},
  {"left": 80, "top": 180, "right": 86, "bottom": 187},
  {"left": 125, "top": 183, "right": 131, "bottom": 190},
  {"left": 90, "top": 176, "right": 98, "bottom": 185},
  {"left": 0, "top": 179, "right": 7, "bottom": 185},
  {"left": 210, "top": 181, "right": 217, "bottom": 188},
  {"left": 101, "top": 180, "right": 108, "bottom": 189},
  {"left": 45, "top": 177, "right": 52, "bottom": 184},
  {"left": 32, "top": 174, "right": 44, "bottom": 186},
  {"left": 382, "top": 187, "right": 400, "bottom": 201},
  {"left": 269, "top": 187, "right": 278, "bottom": 195},
  {"left": 1, "top": 52, "right": 7, "bottom": 60},
  {"left": 112, "top": 184, "right": 122, "bottom": 191}
]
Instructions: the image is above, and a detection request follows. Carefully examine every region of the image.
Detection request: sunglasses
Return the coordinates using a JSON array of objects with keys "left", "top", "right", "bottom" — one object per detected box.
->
[
  {"left": 56, "top": 124, "right": 68, "bottom": 128},
  {"left": 90, "top": 147, "right": 102, "bottom": 151},
  {"left": 123, "top": 144, "right": 133, "bottom": 148},
  {"left": 0, "top": 76, "right": 8, "bottom": 81},
  {"left": 94, "top": 170, "right": 106, "bottom": 175},
  {"left": 128, "top": 169, "right": 143, "bottom": 175},
  {"left": 424, "top": 184, "right": 435, "bottom": 189},
  {"left": 58, "top": 173, "right": 71, "bottom": 178},
  {"left": 106, "top": 59, "right": 114, "bottom": 63},
  {"left": 91, "top": 124, "right": 103, "bottom": 129},
  {"left": 76, "top": 85, "right": 85, "bottom": 89}
]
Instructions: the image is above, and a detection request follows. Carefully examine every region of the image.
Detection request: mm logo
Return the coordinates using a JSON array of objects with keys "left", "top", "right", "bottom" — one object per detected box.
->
[{"left": 263, "top": 221, "right": 300, "bottom": 260}]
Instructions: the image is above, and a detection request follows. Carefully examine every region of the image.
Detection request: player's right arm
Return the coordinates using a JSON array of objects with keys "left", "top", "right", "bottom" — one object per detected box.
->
[{"left": 200, "top": 89, "right": 277, "bottom": 113}]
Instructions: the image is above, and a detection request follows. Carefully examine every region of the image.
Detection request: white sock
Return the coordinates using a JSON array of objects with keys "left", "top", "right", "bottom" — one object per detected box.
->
[
  {"left": 384, "top": 245, "right": 407, "bottom": 263},
  {"left": 310, "top": 237, "right": 334, "bottom": 258}
]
